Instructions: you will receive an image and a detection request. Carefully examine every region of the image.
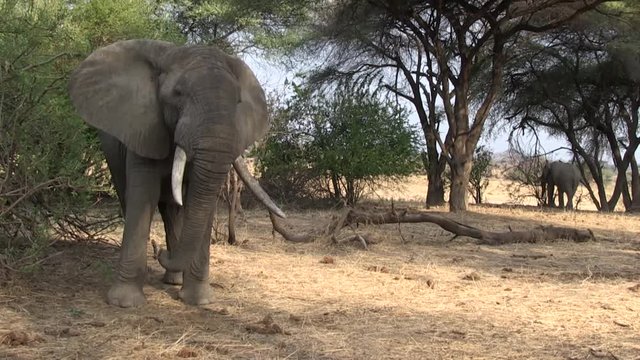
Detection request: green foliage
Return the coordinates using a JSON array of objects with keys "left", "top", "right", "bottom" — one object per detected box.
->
[
  {"left": 0, "top": 0, "right": 182, "bottom": 270},
  {"left": 68, "top": 0, "right": 184, "bottom": 49},
  {"left": 468, "top": 146, "right": 493, "bottom": 204},
  {"left": 160, "top": 0, "right": 315, "bottom": 52},
  {"left": 256, "top": 84, "right": 422, "bottom": 205}
]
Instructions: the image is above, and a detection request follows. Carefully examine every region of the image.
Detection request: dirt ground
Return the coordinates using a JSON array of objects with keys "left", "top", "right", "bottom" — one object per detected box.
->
[{"left": 1, "top": 176, "right": 639, "bottom": 359}]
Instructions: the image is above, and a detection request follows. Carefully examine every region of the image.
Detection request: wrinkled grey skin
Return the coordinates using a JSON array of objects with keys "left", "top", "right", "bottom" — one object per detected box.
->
[
  {"left": 69, "top": 40, "right": 270, "bottom": 307},
  {"left": 541, "top": 161, "right": 582, "bottom": 210}
]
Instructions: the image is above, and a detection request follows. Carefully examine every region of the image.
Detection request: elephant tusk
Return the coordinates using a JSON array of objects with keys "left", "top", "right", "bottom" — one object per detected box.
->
[
  {"left": 233, "top": 157, "right": 286, "bottom": 218},
  {"left": 171, "top": 146, "right": 187, "bottom": 206}
]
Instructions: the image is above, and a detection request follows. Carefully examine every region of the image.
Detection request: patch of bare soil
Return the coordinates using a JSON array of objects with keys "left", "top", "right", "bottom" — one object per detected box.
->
[{"left": 1, "top": 181, "right": 639, "bottom": 359}]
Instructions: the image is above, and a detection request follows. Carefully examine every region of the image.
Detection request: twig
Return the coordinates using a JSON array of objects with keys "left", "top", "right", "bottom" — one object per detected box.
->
[{"left": 0, "top": 178, "right": 67, "bottom": 217}]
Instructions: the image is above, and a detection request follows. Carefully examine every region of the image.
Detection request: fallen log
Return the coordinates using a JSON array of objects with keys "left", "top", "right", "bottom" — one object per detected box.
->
[
  {"left": 267, "top": 207, "right": 595, "bottom": 246},
  {"left": 334, "top": 209, "right": 595, "bottom": 245}
]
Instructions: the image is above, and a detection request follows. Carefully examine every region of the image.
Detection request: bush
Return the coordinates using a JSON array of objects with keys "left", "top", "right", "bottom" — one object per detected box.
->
[
  {"left": 468, "top": 146, "right": 492, "bottom": 204},
  {"left": 503, "top": 153, "right": 547, "bottom": 206},
  {"left": 0, "top": 0, "right": 182, "bottom": 270},
  {"left": 256, "top": 85, "right": 422, "bottom": 206}
]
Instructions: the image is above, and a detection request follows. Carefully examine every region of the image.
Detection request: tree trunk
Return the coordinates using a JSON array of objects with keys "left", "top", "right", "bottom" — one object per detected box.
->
[
  {"left": 345, "top": 178, "right": 356, "bottom": 205},
  {"left": 630, "top": 157, "right": 640, "bottom": 212},
  {"left": 580, "top": 155, "right": 611, "bottom": 212},
  {"left": 227, "top": 169, "right": 242, "bottom": 245},
  {"left": 331, "top": 173, "right": 341, "bottom": 202},
  {"left": 424, "top": 153, "right": 446, "bottom": 207},
  {"left": 609, "top": 168, "right": 628, "bottom": 211},
  {"left": 426, "top": 175, "right": 445, "bottom": 207},
  {"left": 449, "top": 158, "right": 472, "bottom": 212},
  {"left": 421, "top": 123, "right": 446, "bottom": 208}
]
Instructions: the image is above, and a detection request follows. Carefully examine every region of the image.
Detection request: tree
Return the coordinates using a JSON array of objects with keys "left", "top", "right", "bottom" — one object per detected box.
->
[
  {"left": 468, "top": 146, "right": 492, "bottom": 204},
  {"left": 294, "top": 0, "right": 609, "bottom": 212},
  {"left": 256, "top": 84, "right": 422, "bottom": 205},
  {"left": 495, "top": 3, "right": 640, "bottom": 211}
]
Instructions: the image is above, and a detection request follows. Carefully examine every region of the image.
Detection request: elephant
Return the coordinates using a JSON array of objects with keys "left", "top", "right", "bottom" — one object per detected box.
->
[
  {"left": 541, "top": 160, "right": 582, "bottom": 210},
  {"left": 69, "top": 39, "right": 285, "bottom": 307}
]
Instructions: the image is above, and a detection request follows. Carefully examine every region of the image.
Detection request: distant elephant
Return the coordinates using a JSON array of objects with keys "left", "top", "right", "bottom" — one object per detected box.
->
[
  {"left": 69, "top": 40, "right": 285, "bottom": 307},
  {"left": 541, "top": 160, "right": 582, "bottom": 210}
]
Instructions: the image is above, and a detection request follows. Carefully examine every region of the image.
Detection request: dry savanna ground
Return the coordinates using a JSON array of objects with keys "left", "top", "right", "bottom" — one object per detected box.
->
[{"left": 1, "top": 175, "right": 639, "bottom": 359}]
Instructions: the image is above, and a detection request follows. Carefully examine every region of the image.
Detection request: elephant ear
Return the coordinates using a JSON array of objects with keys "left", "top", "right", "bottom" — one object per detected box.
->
[
  {"left": 225, "top": 55, "right": 269, "bottom": 152},
  {"left": 69, "top": 40, "right": 176, "bottom": 159}
]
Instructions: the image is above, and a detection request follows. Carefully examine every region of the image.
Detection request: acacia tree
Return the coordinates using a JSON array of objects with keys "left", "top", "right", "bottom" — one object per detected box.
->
[
  {"left": 297, "top": 0, "right": 608, "bottom": 212},
  {"left": 496, "top": 6, "right": 640, "bottom": 211}
]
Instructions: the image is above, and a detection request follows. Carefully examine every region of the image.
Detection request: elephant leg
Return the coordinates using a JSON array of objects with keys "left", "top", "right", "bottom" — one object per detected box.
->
[
  {"left": 566, "top": 191, "right": 575, "bottom": 210},
  {"left": 558, "top": 191, "right": 565, "bottom": 209},
  {"left": 107, "top": 151, "right": 162, "bottom": 308},
  {"left": 158, "top": 201, "right": 184, "bottom": 285},
  {"left": 179, "top": 216, "right": 214, "bottom": 305},
  {"left": 98, "top": 132, "right": 127, "bottom": 214},
  {"left": 547, "top": 183, "right": 556, "bottom": 207}
]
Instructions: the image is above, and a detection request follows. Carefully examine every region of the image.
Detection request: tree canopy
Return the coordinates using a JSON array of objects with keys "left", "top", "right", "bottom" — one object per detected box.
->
[
  {"left": 162, "top": 0, "right": 318, "bottom": 52},
  {"left": 492, "top": 2, "right": 640, "bottom": 211}
]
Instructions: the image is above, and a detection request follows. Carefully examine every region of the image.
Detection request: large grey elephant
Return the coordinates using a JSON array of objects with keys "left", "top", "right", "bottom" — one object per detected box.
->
[
  {"left": 69, "top": 39, "right": 284, "bottom": 307},
  {"left": 541, "top": 160, "right": 582, "bottom": 210}
]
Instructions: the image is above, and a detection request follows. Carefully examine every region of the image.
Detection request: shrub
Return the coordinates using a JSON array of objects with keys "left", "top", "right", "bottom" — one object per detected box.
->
[
  {"left": 0, "top": 0, "right": 181, "bottom": 270},
  {"left": 468, "top": 146, "right": 493, "bottom": 204},
  {"left": 256, "top": 85, "right": 422, "bottom": 205},
  {"left": 503, "top": 153, "right": 547, "bottom": 206}
]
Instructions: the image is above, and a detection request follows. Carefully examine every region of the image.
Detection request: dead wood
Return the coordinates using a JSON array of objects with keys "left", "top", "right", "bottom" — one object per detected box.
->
[
  {"left": 267, "top": 206, "right": 595, "bottom": 246},
  {"left": 330, "top": 209, "right": 595, "bottom": 245},
  {"left": 269, "top": 212, "right": 316, "bottom": 243},
  {"left": 331, "top": 233, "right": 380, "bottom": 249}
]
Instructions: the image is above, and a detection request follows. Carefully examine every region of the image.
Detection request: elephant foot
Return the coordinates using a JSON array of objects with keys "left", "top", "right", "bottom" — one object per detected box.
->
[
  {"left": 162, "top": 271, "right": 183, "bottom": 285},
  {"left": 178, "top": 279, "right": 213, "bottom": 306},
  {"left": 107, "top": 281, "right": 146, "bottom": 308}
]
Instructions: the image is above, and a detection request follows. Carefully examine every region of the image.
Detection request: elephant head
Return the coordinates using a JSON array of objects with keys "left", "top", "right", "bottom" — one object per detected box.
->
[{"left": 69, "top": 40, "right": 283, "bottom": 273}]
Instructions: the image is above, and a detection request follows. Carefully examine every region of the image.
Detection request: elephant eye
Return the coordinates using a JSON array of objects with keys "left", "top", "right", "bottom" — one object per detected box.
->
[{"left": 173, "top": 88, "right": 183, "bottom": 97}]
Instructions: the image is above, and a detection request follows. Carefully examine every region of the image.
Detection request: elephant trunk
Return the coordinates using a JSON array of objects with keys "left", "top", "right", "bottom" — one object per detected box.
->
[
  {"left": 159, "top": 152, "right": 230, "bottom": 273},
  {"left": 172, "top": 148, "right": 285, "bottom": 218}
]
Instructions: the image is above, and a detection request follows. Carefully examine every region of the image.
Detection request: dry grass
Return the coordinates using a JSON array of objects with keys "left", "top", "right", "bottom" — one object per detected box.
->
[{"left": 1, "top": 176, "right": 639, "bottom": 359}]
